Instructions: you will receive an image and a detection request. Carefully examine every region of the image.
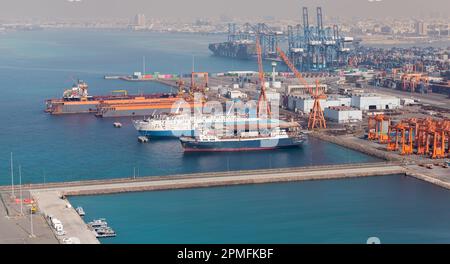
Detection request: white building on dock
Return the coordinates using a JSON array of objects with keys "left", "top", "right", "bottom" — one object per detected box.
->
[
  {"left": 285, "top": 95, "right": 351, "bottom": 113},
  {"left": 351, "top": 94, "right": 401, "bottom": 110},
  {"left": 324, "top": 106, "right": 362, "bottom": 124}
]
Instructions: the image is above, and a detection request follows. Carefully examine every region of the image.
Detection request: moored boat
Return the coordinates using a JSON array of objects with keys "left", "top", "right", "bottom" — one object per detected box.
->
[
  {"left": 133, "top": 112, "right": 289, "bottom": 138},
  {"left": 45, "top": 80, "right": 187, "bottom": 116},
  {"left": 180, "top": 127, "right": 305, "bottom": 152},
  {"left": 75, "top": 206, "right": 85, "bottom": 217}
]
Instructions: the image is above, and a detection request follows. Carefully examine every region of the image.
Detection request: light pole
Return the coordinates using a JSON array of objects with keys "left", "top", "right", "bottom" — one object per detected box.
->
[
  {"left": 10, "top": 152, "right": 15, "bottom": 198},
  {"left": 29, "top": 192, "right": 35, "bottom": 238},
  {"left": 19, "top": 165, "right": 23, "bottom": 216}
]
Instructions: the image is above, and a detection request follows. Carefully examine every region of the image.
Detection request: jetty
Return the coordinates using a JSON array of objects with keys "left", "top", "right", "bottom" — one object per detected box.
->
[
  {"left": 2, "top": 161, "right": 450, "bottom": 244},
  {"left": 1, "top": 162, "right": 404, "bottom": 196}
]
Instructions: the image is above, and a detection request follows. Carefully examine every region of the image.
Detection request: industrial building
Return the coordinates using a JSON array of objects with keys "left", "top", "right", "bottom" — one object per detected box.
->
[
  {"left": 324, "top": 106, "right": 362, "bottom": 124},
  {"left": 284, "top": 95, "right": 351, "bottom": 113},
  {"left": 285, "top": 83, "right": 328, "bottom": 94},
  {"left": 283, "top": 92, "right": 401, "bottom": 113},
  {"left": 351, "top": 94, "right": 401, "bottom": 110},
  {"left": 284, "top": 95, "right": 352, "bottom": 113}
]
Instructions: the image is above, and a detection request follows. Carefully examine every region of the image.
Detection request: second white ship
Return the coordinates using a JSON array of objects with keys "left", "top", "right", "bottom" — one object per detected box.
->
[{"left": 133, "top": 113, "right": 287, "bottom": 138}]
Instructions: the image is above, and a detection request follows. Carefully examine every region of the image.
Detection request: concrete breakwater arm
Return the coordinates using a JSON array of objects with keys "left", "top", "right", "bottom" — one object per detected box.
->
[
  {"left": 25, "top": 163, "right": 405, "bottom": 196},
  {"left": 5, "top": 162, "right": 407, "bottom": 244},
  {"left": 308, "top": 132, "right": 402, "bottom": 161}
]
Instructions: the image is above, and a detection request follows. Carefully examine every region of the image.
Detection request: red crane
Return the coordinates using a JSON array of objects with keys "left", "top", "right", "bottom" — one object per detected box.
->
[
  {"left": 255, "top": 37, "right": 271, "bottom": 118},
  {"left": 276, "top": 47, "right": 326, "bottom": 129}
]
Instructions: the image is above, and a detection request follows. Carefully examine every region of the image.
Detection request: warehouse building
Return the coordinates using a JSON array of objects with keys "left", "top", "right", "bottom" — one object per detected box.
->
[
  {"left": 324, "top": 106, "right": 362, "bottom": 124},
  {"left": 351, "top": 94, "right": 401, "bottom": 110},
  {"left": 284, "top": 95, "right": 351, "bottom": 113},
  {"left": 285, "top": 83, "right": 328, "bottom": 94}
]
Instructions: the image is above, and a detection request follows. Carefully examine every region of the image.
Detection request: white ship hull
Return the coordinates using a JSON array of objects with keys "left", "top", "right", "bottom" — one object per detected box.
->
[{"left": 133, "top": 114, "right": 284, "bottom": 138}]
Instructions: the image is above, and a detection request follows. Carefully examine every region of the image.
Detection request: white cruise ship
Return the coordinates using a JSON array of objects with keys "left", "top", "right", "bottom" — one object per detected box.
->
[{"left": 133, "top": 113, "right": 285, "bottom": 138}]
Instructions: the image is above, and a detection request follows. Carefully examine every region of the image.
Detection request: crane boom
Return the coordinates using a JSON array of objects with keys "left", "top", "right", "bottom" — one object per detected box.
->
[
  {"left": 276, "top": 47, "right": 327, "bottom": 129},
  {"left": 276, "top": 47, "right": 312, "bottom": 94},
  {"left": 256, "top": 37, "right": 271, "bottom": 118}
]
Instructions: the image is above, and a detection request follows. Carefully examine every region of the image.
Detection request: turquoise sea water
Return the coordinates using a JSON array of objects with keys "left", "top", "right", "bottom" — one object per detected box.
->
[
  {"left": 3, "top": 30, "right": 449, "bottom": 244},
  {"left": 0, "top": 30, "right": 379, "bottom": 184},
  {"left": 70, "top": 175, "right": 450, "bottom": 244}
]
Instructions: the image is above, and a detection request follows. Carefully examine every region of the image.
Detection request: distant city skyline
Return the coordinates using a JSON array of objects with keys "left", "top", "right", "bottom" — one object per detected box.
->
[{"left": 0, "top": 0, "right": 449, "bottom": 21}]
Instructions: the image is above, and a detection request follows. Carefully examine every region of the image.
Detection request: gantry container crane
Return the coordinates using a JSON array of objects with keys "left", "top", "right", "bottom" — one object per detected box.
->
[{"left": 376, "top": 116, "right": 450, "bottom": 159}]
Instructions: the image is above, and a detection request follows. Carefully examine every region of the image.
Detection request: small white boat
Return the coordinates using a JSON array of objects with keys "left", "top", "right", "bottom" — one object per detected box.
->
[
  {"left": 94, "top": 227, "right": 117, "bottom": 238},
  {"left": 88, "top": 218, "right": 108, "bottom": 229},
  {"left": 113, "top": 122, "right": 122, "bottom": 128},
  {"left": 138, "top": 136, "right": 149, "bottom": 143},
  {"left": 75, "top": 206, "right": 85, "bottom": 216}
]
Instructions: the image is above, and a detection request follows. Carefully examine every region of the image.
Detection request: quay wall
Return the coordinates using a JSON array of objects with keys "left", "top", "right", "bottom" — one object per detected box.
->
[
  {"left": 33, "top": 164, "right": 405, "bottom": 196},
  {"left": 308, "top": 132, "right": 402, "bottom": 161}
]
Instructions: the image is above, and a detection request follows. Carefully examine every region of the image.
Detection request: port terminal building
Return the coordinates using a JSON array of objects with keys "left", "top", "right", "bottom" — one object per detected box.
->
[
  {"left": 324, "top": 106, "right": 363, "bottom": 124},
  {"left": 283, "top": 93, "right": 401, "bottom": 115}
]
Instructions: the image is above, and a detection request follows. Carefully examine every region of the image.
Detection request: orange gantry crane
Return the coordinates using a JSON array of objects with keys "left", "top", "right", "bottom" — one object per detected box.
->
[
  {"left": 368, "top": 114, "right": 390, "bottom": 143},
  {"left": 255, "top": 37, "right": 271, "bottom": 118},
  {"left": 276, "top": 47, "right": 326, "bottom": 130},
  {"left": 400, "top": 123, "right": 414, "bottom": 155},
  {"left": 401, "top": 73, "right": 429, "bottom": 93},
  {"left": 386, "top": 123, "right": 400, "bottom": 151},
  {"left": 386, "top": 122, "right": 414, "bottom": 155},
  {"left": 379, "top": 117, "right": 450, "bottom": 159}
]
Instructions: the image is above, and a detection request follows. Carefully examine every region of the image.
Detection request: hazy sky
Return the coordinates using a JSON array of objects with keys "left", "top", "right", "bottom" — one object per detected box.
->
[{"left": 1, "top": 0, "right": 449, "bottom": 20}]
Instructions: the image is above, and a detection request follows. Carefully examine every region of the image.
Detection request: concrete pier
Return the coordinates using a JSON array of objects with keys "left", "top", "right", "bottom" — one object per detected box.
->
[
  {"left": 0, "top": 192, "right": 58, "bottom": 244},
  {"left": 3, "top": 161, "right": 449, "bottom": 244},
  {"left": 3, "top": 162, "right": 406, "bottom": 244},
  {"left": 308, "top": 132, "right": 402, "bottom": 161},
  {"left": 31, "top": 191, "right": 99, "bottom": 244},
  {"left": 1, "top": 162, "right": 405, "bottom": 196},
  {"left": 406, "top": 165, "right": 450, "bottom": 190},
  {"left": 45, "top": 163, "right": 406, "bottom": 196}
]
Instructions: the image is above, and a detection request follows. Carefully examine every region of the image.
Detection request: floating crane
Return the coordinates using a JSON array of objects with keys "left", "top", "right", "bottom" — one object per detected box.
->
[
  {"left": 255, "top": 36, "right": 271, "bottom": 118},
  {"left": 276, "top": 47, "right": 326, "bottom": 129}
]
